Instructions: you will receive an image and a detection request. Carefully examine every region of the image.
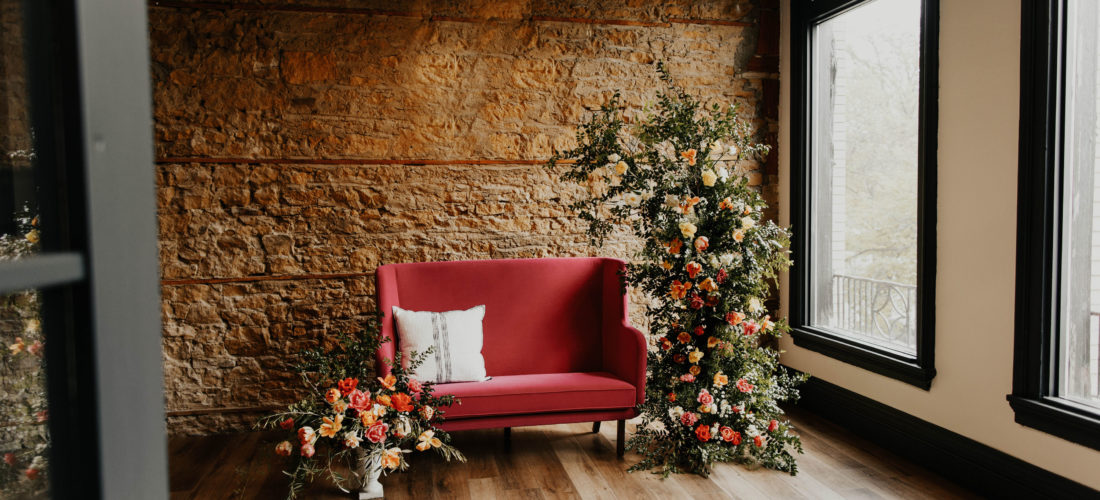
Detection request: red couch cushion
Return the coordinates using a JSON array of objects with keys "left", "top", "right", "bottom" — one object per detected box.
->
[{"left": 433, "top": 372, "right": 636, "bottom": 420}]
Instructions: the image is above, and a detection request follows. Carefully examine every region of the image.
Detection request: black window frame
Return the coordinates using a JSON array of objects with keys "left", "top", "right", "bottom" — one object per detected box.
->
[
  {"left": 789, "top": 0, "right": 939, "bottom": 389},
  {"left": 1, "top": 0, "right": 169, "bottom": 497},
  {"left": 1009, "top": 0, "right": 1100, "bottom": 452}
]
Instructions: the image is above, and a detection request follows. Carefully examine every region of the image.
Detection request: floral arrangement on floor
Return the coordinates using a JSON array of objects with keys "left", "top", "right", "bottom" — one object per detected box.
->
[
  {"left": 547, "top": 63, "right": 806, "bottom": 476},
  {"left": 257, "top": 323, "right": 464, "bottom": 499},
  {"left": 1, "top": 207, "right": 49, "bottom": 498}
]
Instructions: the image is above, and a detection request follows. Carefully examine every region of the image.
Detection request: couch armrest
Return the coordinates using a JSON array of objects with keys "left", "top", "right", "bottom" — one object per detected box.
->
[
  {"left": 604, "top": 322, "right": 647, "bottom": 406},
  {"left": 375, "top": 265, "right": 399, "bottom": 377}
]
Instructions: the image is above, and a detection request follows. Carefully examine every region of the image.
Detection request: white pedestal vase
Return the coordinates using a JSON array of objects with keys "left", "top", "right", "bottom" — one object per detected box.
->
[{"left": 356, "top": 448, "right": 384, "bottom": 499}]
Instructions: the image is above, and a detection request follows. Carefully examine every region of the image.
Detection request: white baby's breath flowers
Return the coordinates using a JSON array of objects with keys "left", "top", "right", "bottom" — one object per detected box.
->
[
  {"left": 664, "top": 194, "right": 680, "bottom": 211},
  {"left": 728, "top": 144, "right": 739, "bottom": 157}
]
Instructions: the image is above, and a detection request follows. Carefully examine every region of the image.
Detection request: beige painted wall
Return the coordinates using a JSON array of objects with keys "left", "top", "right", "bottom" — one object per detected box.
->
[{"left": 778, "top": 0, "right": 1100, "bottom": 489}]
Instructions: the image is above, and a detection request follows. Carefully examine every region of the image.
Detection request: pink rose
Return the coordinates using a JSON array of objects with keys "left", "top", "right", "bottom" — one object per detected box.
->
[
  {"left": 300, "top": 443, "right": 315, "bottom": 458},
  {"left": 689, "top": 293, "right": 704, "bottom": 310},
  {"left": 407, "top": 379, "right": 423, "bottom": 394},
  {"left": 679, "top": 373, "right": 696, "bottom": 383},
  {"left": 365, "top": 422, "right": 389, "bottom": 444},
  {"left": 697, "top": 390, "right": 714, "bottom": 406},
  {"left": 3, "top": 453, "right": 14, "bottom": 466},
  {"left": 736, "top": 378, "right": 754, "bottom": 393},
  {"left": 754, "top": 435, "right": 766, "bottom": 447},
  {"left": 297, "top": 426, "right": 316, "bottom": 445},
  {"left": 768, "top": 419, "right": 779, "bottom": 432},
  {"left": 743, "top": 321, "right": 759, "bottom": 336},
  {"left": 680, "top": 411, "right": 698, "bottom": 427},
  {"left": 25, "top": 468, "right": 38, "bottom": 480},
  {"left": 348, "top": 389, "right": 371, "bottom": 412}
]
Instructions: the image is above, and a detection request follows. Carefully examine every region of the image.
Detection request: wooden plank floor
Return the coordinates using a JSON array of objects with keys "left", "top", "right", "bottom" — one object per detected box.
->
[{"left": 168, "top": 408, "right": 979, "bottom": 499}]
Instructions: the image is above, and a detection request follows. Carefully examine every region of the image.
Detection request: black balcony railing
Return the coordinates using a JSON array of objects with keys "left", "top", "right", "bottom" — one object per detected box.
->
[{"left": 829, "top": 274, "right": 917, "bottom": 351}]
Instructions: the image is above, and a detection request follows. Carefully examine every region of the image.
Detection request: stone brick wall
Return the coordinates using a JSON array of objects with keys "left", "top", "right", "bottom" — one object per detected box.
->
[{"left": 150, "top": 0, "right": 779, "bottom": 434}]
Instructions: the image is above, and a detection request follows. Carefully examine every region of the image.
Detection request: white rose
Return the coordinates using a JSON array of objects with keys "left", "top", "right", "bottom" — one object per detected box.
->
[
  {"left": 741, "top": 217, "right": 756, "bottom": 230},
  {"left": 748, "top": 297, "right": 764, "bottom": 313},
  {"left": 728, "top": 144, "right": 739, "bottom": 157},
  {"left": 701, "top": 169, "right": 717, "bottom": 187},
  {"left": 664, "top": 194, "right": 681, "bottom": 211},
  {"left": 623, "top": 192, "right": 642, "bottom": 206},
  {"left": 608, "top": 153, "right": 621, "bottom": 162},
  {"left": 717, "top": 166, "right": 729, "bottom": 180}
]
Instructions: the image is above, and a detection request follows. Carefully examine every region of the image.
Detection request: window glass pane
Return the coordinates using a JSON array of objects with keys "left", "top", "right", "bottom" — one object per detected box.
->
[
  {"left": 808, "top": 0, "right": 921, "bottom": 354},
  {"left": 1060, "top": 0, "right": 1100, "bottom": 410},
  {"left": 0, "top": 0, "right": 38, "bottom": 262},
  {"left": 0, "top": 289, "right": 48, "bottom": 498}
]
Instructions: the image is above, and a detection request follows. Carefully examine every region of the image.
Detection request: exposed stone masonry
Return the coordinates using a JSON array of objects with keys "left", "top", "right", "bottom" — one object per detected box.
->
[{"left": 151, "top": 0, "right": 779, "bottom": 434}]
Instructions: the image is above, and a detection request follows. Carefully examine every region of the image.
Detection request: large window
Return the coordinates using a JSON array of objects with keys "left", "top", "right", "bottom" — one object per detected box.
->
[
  {"left": 1011, "top": 0, "right": 1100, "bottom": 451},
  {"left": 790, "top": 0, "right": 938, "bottom": 388}
]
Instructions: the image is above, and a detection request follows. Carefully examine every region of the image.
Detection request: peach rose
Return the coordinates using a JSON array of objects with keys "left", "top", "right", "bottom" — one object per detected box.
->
[
  {"left": 381, "top": 447, "right": 403, "bottom": 470},
  {"left": 324, "top": 388, "right": 341, "bottom": 404},
  {"left": 713, "top": 372, "right": 729, "bottom": 387},
  {"left": 275, "top": 441, "right": 293, "bottom": 456},
  {"left": 694, "top": 236, "right": 709, "bottom": 252}
]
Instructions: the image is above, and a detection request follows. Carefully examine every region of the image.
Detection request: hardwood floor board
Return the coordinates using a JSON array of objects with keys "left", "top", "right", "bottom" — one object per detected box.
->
[{"left": 169, "top": 411, "right": 980, "bottom": 499}]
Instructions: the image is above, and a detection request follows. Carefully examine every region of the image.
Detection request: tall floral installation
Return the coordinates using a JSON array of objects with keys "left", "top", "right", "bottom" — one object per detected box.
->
[
  {"left": 547, "top": 64, "right": 806, "bottom": 476},
  {"left": 258, "top": 323, "right": 464, "bottom": 499},
  {"left": 0, "top": 207, "right": 49, "bottom": 498}
]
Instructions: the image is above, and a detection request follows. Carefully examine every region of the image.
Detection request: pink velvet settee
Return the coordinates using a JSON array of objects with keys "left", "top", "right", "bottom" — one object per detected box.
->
[{"left": 376, "top": 257, "right": 647, "bottom": 456}]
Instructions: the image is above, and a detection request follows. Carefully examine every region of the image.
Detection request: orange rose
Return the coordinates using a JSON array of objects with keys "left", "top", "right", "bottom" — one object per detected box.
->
[
  {"left": 725, "top": 311, "right": 745, "bottom": 326},
  {"left": 699, "top": 278, "right": 718, "bottom": 292},
  {"left": 713, "top": 372, "right": 729, "bottom": 386},
  {"left": 678, "top": 196, "right": 701, "bottom": 214},
  {"left": 376, "top": 394, "right": 392, "bottom": 407},
  {"left": 669, "top": 280, "right": 693, "bottom": 299},
  {"left": 661, "top": 260, "right": 673, "bottom": 270},
  {"left": 324, "top": 388, "right": 341, "bottom": 404},
  {"left": 695, "top": 424, "right": 711, "bottom": 441},
  {"left": 718, "top": 197, "right": 735, "bottom": 211},
  {"left": 707, "top": 337, "right": 720, "bottom": 349},
  {"left": 666, "top": 238, "right": 683, "bottom": 255},
  {"left": 681, "top": 148, "right": 698, "bottom": 166},
  {"left": 391, "top": 392, "right": 415, "bottom": 413},
  {"left": 685, "top": 262, "right": 702, "bottom": 279},
  {"left": 660, "top": 337, "right": 673, "bottom": 350},
  {"left": 360, "top": 410, "right": 378, "bottom": 427},
  {"left": 378, "top": 374, "right": 397, "bottom": 391},
  {"left": 677, "top": 331, "right": 692, "bottom": 344},
  {"left": 689, "top": 365, "right": 701, "bottom": 376}
]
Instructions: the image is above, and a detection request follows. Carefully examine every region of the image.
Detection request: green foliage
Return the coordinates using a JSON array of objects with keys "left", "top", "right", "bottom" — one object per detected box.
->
[{"left": 548, "top": 63, "right": 806, "bottom": 476}]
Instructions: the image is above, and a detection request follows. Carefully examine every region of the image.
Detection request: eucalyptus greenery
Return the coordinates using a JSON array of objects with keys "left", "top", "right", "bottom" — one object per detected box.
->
[{"left": 547, "top": 64, "right": 806, "bottom": 476}]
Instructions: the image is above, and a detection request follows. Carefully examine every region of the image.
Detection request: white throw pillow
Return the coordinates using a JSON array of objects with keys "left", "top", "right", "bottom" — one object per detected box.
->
[{"left": 391, "top": 305, "right": 489, "bottom": 383}]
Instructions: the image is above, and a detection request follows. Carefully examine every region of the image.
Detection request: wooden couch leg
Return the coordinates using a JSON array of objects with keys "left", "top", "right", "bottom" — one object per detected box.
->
[
  {"left": 592, "top": 421, "right": 601, "bottom": 433},
  {"left": 616, "top": 420, "right": 626, "bottom": 458}
]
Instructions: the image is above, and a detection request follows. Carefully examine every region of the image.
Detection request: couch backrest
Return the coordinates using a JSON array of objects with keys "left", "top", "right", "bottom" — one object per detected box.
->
[{"left": 377, "top": 257, "right": 620, "bottom": 376}]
